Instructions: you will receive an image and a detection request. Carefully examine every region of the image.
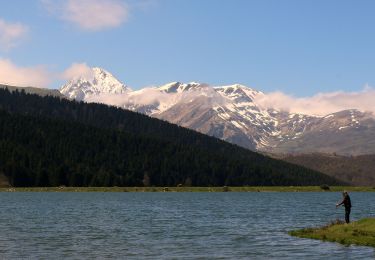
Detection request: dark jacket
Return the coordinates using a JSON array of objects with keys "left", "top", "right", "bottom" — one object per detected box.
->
[{"left": 341, "top": 195, "right": 352, "bottom": 209}]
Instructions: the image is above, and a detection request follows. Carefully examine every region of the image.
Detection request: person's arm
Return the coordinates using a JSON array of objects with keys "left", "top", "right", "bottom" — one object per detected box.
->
[{"left": 336, "top": 198, "right": 345, "bottom": 208}]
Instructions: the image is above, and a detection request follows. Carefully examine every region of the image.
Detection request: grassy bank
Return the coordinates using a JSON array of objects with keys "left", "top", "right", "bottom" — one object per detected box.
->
[
  {"left": 289, "top": 218, "right": 375, "bottom": 247},
  {"left": 0, "top": 186, "right": 375, "bottom": 192}
]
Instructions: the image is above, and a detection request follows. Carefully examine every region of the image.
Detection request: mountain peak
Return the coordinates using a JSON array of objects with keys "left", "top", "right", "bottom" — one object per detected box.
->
[
  {"left": 92, "top": 66, "right": 105, "bottom": 72},
  {"left": 60, "top": 67, "right": 131, "bottom": 101},
  {"left": 158, "top": 82, "right": 182, "bottom": 93},
  {"left": 214, "top": 84, "right": 261, "bottom": 103},
  {"left": 92, "top": 67, "right": 113, "bottom": 77}
]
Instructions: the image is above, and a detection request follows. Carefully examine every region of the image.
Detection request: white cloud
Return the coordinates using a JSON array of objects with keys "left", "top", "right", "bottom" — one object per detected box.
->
[
  {"left": 61, "top": 62, "right": 94, "bottom": 81},
  {"left": 255, "top": 86, "right": 375, "bottom": 116},
  {"left": 42, "top": 0, "right": 129, "bottom": 31},
  {"left": 0, "top": 58, "right": 53, "bottom": 88},
  {"left": 0, "top": 59, "right": 97, "bottom": 88},
  {"left": 0, "top": 19, "right": 28, "bottom": 51}
]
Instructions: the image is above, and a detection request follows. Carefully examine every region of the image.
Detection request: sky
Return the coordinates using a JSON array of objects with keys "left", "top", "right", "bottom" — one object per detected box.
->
[{"left": 1, "top": 0, "right": 375, "bottom": 98}]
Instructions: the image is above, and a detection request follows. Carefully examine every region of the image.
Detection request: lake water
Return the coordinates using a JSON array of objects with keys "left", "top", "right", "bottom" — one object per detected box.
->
[{"left": 0, "top": 192, "right": 374, "bottom": 259}]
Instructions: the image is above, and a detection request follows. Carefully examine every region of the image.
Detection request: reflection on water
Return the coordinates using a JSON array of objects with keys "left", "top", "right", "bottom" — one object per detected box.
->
[{"left": 0, "top": 192, "right": 374, "bottom": 259}]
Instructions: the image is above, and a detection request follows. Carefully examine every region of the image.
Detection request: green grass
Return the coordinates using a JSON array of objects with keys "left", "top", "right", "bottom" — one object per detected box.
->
[
  {"left": 1, "top": 186, "right": 375, "bottom": 192},
  {"left": 289, "top": 218, "right": 375, "bottom": 248}
]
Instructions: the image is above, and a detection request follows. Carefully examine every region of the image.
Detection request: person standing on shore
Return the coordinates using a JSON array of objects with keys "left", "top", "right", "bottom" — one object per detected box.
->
[{"left": 336, "top": 191, "right": 352, "bottom": 223}]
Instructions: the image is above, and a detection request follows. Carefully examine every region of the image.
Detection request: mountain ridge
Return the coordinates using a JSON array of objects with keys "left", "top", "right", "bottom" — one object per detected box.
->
[{"left": 60, "top": 67, "right": 375, "bottom": 155}]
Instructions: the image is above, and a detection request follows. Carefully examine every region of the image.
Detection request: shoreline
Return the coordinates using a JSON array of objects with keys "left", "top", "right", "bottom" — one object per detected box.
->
[
  {"left": 0, "top": 186, "right": 375, "bottom": 192},
  {"left": 289, "top": 218, "right": 375, "bottom": 248}
]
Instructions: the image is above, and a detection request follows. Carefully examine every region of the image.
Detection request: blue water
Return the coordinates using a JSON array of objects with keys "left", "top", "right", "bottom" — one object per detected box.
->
[{"left": 0, "top": 192, "right": 374, "bottom": 259}]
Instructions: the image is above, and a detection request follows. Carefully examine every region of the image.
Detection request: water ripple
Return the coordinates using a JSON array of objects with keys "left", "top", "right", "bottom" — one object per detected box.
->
[{"left": 0, "top": 192, "right": 374, "bottom": 259}]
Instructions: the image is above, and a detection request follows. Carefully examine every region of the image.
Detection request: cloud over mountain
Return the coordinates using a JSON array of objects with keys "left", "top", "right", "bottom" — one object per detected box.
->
[
  {"left": 0, "top": 59, "right": 96, "bottom": 88},
  {"left": 62, "top": 62, "right": 94, "bottom": 81},
  {"left": 255, "top": 86, "right": 375, "bottom": 116},
  {"left": 0, "top": 58, "right": 51, "bottom": 88}
]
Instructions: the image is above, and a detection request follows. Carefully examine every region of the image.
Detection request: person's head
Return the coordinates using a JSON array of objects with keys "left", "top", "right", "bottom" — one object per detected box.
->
[{"left": 343, "top": 191, "right": 348, "bottom": 197}]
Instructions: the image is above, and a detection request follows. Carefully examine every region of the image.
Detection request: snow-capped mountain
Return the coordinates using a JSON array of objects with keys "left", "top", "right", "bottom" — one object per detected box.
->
[
  {"left": 271, "top": 109, "right": 375, "bottom": 155},
  {"left": 59, "top": 67, "right": 375, "bottom": 155},
  {"left": 152, "top": 83, "right": 280, "bottom": 150},
  {"left": 60, "top": 67, "right": 130, "bottom": 101}
]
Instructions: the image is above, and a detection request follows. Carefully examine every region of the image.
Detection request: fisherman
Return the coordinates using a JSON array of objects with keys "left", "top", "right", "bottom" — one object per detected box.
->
[{"left": 336, "top": 191, "right": 352, "bottom": 223}]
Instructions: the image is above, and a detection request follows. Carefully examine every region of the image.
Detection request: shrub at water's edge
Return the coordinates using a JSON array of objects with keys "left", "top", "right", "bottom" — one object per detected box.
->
[{"left": 289, "top": 218, "right": 375, "bottom": 247}]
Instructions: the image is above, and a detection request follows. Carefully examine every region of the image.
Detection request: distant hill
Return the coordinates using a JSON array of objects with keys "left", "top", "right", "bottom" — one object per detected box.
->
[
  {"left": 0, "top": 88, "right": 343, "bottom": 187},
  {"left": 0, "top": 84, "right": 64, "bottom": 98},
  {"left": 276, "top": 153, "right": 375, "bottom": 186}
]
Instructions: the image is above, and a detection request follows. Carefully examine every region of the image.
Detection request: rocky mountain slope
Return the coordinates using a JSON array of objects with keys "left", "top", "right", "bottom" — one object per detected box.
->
[{"left": 59, "top": 67, "right": 375, "bottom": 155}]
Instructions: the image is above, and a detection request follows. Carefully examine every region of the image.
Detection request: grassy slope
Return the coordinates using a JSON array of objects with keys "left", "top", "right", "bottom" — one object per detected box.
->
[
  {"left": 274, "top": 153, "right": 375, "bottom": 186},
  {"left": 0, "top": 186, "right": 375, "bottom": 192},
  {"left": 290, "top": 218, "right": 375, "bottom": 247}
]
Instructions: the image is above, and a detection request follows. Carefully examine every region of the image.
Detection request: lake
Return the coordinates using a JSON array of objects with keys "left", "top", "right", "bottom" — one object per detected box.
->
[{"left": 0, "top": 192, "right": 374, "bottom": 259}]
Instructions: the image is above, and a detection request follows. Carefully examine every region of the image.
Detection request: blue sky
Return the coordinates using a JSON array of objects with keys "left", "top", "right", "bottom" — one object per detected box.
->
[{"left": 1, "top": 0, "right": 375, "bottom": 96}]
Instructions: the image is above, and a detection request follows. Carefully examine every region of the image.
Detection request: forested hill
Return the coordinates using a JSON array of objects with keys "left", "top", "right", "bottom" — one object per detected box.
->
[
  {"left": 276, "top": 153, "right": 375, "bottom": 186},
  {"left": 0, "top": 88, "right": 343, "bottom": 187}
]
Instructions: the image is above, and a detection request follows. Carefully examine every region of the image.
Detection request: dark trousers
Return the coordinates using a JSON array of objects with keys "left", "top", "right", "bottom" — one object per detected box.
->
[{"left": 345, "top": 207, "right": 351, "bottom": 223}]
